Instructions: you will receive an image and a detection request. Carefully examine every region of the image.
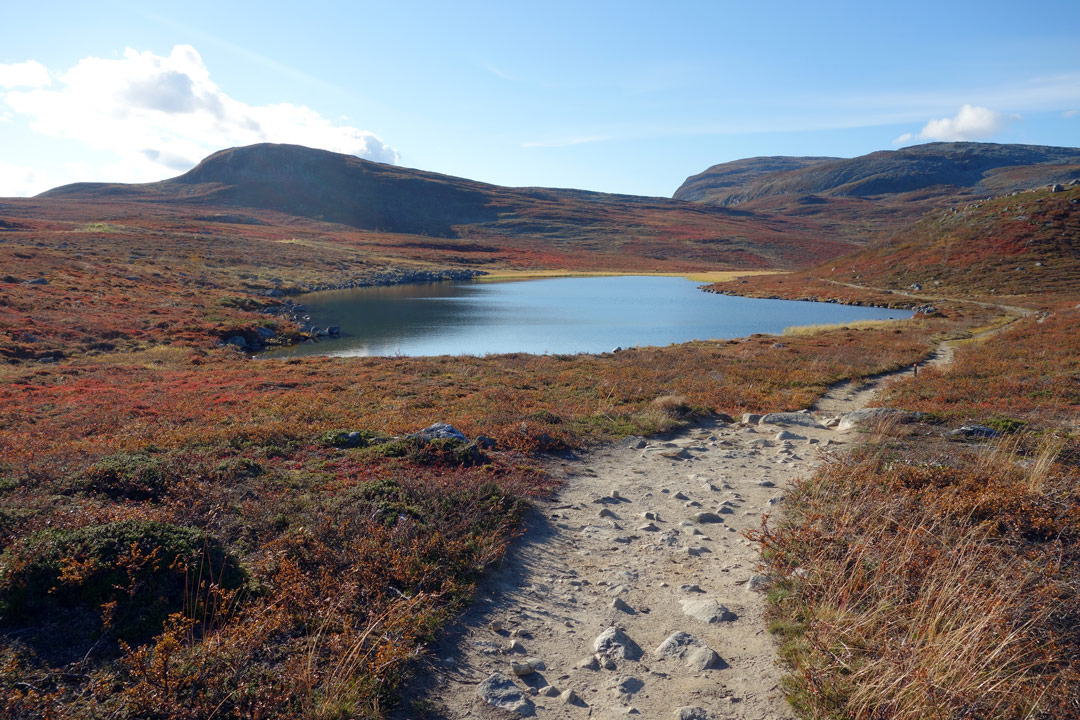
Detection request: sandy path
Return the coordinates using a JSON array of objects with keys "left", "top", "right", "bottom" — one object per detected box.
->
[
  {"left": 395, "top": 310, "right": 1024, "bottom": 719},
  {"left": 396, "top": 412, "right": 860, "bottom": 719}
]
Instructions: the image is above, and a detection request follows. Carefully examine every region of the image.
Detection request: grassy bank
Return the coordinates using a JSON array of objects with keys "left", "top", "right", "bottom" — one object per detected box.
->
[{"left": 754, "top": 303, "right": 1080, "bottom": 719}]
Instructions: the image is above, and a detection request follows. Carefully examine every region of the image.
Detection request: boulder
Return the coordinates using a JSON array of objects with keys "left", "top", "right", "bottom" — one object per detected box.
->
[
  {"left": 593, "top": 626, "right": 642, "bottom": 660},
  {"left": 655, "top": 631, "right": 724, "bottom": 670},
  {"left": 414, "top": 422, "right": 468, "bottom": 442}
]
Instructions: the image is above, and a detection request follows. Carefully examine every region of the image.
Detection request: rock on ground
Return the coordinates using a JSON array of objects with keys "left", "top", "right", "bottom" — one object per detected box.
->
[{"left": 476, "top": 672, "right": 535, "bottom": 715}]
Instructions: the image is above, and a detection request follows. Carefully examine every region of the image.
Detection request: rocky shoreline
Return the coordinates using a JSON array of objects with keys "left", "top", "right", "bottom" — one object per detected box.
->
[{"left": 226, "top": 267, "right": 488, "bottom": 352}]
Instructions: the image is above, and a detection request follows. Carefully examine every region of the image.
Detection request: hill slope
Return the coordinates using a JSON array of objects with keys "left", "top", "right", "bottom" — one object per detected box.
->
[
  {"left": 710, "top": 184, "right": 1080, "bottom": 305},
  {"left": 676, "top": 142, "right": 1080, "bottom": 205},
  {"left": 673, "top": 156, "right": 837, "bottom": 203},
  {"left": 34, "top": 143, "right": 856, "bottom": 269}
]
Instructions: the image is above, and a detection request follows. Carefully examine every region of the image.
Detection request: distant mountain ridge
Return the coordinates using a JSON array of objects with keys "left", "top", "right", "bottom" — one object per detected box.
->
[
  {"left": 37, "top": 143, "right": 855, "bottom": 270},
  {"left": 675, "top": 142, "right": 1080, "bottom": 205}
]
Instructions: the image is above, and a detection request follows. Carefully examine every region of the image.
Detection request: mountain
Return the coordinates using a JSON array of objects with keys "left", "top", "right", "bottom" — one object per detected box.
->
[
  {"left": 673, "top": 156, "right": 838, "bottom": 203},
  {"left": 34, "top": 143, "right": 857, "bottom": 269},
  {"left": 675, "top": 142, "right": 1080, "bottom": 206}
]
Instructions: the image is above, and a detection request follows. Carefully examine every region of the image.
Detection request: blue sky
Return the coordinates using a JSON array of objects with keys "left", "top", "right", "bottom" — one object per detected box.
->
[{"left": 2, "top": 0, "right": 1078, "bottom": 197}]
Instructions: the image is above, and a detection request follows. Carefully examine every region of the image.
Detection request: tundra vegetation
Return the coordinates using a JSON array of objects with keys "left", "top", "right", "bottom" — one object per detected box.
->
[{"left": 0, "top": 162, "right": 1077, "bottom": 719}]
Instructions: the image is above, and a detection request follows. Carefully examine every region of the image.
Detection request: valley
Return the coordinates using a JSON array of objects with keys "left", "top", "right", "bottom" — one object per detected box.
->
[{"left": 0, "top": 141, "right": 1077, "bottom": 720}]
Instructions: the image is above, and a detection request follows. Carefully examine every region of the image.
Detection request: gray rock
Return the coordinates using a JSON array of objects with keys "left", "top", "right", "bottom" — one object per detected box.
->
[
  {"left": 746, "top": 574, "right": 771, "bottom": 592},
  {"left": 561, "top": 688, "right": 583, "bottom": 705},
  {"left": 655, "top": 631, "right": 724, "bottom": 670},
  {"left": 476, "top": 672, "right": 535, "bottom": 715},
  {"left": 675, "top": 707, "right": 710, "bottom": 720},
  {"left": 949, "top": 423, "right": 1001, "bottom": 439},
  {"left": 594, "top": 626, "right": 642, "bottom": 660},
  {"left": 680, "top": 597, "right": 737, "bottom": 623},
  {"left": 414, "top": 422, "right": 468, "bottom": 442},
  {"left": 539, "top": 685, "right": 560, "bottom": 697},
  {"left": 692, "top": 511, "right": 724, "bottom": 524},
  {"left": 577, "top": 655, "right": 600, "bottom": 670},
  {"left": 612, "top": 597, "right": 635, "bottom": 614},
  {"left": 511, "top": 658, "right": 545, "bottom": 676},
  {"left": 621, "top": 435, "right": 647, "bottom": 449},
  {"left": 225, "top": 335, "right": 248, "bottom": 349},
  {"left": 255, "top": 326, "right": 276, "bottom": 340},
  {"left": 774, "top": 430, "right": 806, "bottom": 441},
  {"left": 758, "top": 412, "right": 825, "bottom": 429},
  {"left": 24, "top": 277, "right": 49, "bottom": 285},
  {"left": 741, "top": 413, "right": 762, "bottom": 425}
]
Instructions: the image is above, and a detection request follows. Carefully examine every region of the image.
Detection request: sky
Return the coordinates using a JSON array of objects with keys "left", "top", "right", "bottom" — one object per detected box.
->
[{"left": 1, "top": 0, "right": 1078, "bottom": 198}]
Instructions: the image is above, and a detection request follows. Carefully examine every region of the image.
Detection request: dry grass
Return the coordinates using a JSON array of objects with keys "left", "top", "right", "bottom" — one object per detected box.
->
[
  {"left": 756, "top": 441, "right": 1080, "bottom": 719},
  {"left": 782, "top": 318, "right": 903, "bottom": 336}
]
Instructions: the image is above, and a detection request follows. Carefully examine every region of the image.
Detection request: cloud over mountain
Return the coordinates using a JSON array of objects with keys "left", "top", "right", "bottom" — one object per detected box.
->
[
  {"left": 0, "top": 45, "right": 396, "bottom": 188},
  {"left": 895, "top": 104, "right": 1015, "bottom": 144}
]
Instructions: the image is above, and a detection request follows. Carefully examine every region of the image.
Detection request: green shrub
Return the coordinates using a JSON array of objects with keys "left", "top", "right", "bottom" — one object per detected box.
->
[
  {"left": 80, "top": 452, "right": 173, "bottom": 500},
  {"left": 0, "top": 519, "right": 246, "bottom": 643}
]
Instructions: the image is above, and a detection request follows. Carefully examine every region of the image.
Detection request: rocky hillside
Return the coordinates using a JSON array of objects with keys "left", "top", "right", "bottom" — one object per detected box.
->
[
  {"left": 673, "top": 156, "right": 837, "bottom": 203},
  {"left": 676, "top": 142, "right": 1080, "bottom": 206},
  {"left": 711, "top": 183, "right": 1080, "bottom": 305}
]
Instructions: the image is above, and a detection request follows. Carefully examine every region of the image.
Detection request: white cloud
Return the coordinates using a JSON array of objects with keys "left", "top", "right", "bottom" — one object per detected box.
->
[
  {"left": 1065, "top": 109, "right": 1078, "bottom": 118},
  {"left": 0, "top": 60, "right": 50, "bottom": 88},
  {"left": 894, "top": 104, "right": 1016, "bottom": 145},
  {"left": 0, "top": 45, "right": 396, "bottom": 189},
  {"left": 0, "top": 160, "right": 51, "bottom": 196}
]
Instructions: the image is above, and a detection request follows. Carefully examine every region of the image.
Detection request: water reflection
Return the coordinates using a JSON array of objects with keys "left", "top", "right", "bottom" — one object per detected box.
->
[{"left": 265, "top": 276, "right": 911, "bottom": 358}]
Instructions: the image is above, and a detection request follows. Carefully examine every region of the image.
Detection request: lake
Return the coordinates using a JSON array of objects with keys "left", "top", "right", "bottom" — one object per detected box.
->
[{"left": 265, "top": 275, "right": 910, "bottom": 358}]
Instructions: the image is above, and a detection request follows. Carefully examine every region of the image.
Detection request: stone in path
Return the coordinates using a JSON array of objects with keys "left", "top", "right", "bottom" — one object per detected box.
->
[
  {"left": 476, "top": 672, "right": 535, "bottom": 715},
  {"left": 759, "top": 412, "right": 825, "bottom": 429},
  {"left": 675, "top": 708, "right": 712, "bottom": 720},
  {"left": 681, "top": 597, "right": 737, "bottom": 623},
  {"left": 655, "top": 631, "right": 725, "bottom": 670},
  {"left": 594, "top": 626, "right": 643, "bottom": 660}
]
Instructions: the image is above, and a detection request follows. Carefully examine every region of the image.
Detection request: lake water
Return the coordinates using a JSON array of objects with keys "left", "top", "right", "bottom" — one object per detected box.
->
[{"left": 266, "top": 276, "right": 910, "bottom": 358}]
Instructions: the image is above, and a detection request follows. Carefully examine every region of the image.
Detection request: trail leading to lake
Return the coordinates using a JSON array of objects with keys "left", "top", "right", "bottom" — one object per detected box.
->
[{"left": 395, "top": 336, "right": 982, "bottom": 719}]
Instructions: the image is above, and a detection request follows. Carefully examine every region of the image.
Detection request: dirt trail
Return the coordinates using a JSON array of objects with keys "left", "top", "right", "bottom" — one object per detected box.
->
[{"left": 395, "top": 312, "right": 1025, "bottom": 719}]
